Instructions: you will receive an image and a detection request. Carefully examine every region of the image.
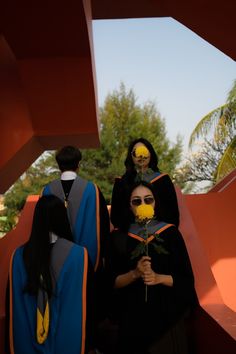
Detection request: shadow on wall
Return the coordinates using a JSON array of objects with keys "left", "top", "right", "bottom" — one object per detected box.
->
[
  {"left": 175, "top": 169, "right": 236, "bottom": 353},
  {"left": 183, "top": 169, "right": 236, "bottom": 312}
]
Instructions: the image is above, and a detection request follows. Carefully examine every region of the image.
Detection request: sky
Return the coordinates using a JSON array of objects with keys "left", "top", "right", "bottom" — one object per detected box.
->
[{"left": 92, "top": 18, "right": 236, "bottom": 155}]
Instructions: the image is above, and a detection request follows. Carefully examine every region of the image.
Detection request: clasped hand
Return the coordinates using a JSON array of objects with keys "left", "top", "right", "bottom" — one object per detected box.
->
[{"left": 136, "top": 256, "right": 160, "bottom": 286}]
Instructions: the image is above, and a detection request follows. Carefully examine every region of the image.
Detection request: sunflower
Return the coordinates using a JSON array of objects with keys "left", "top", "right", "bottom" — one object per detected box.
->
[
  {"left": 135, "top": 145, "right": 149, "bottom": 158},
  {"left": 135, "top": 204, "right": 154, "bottom": 222}
]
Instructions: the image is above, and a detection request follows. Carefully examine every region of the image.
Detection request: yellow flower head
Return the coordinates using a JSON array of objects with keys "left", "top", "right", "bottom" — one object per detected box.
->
[
  {"left": 135, "top": 204, "right": 154, "bottom": 222},
  {"left": 134, "top": 145, "right": 149, "bottom": 159}
]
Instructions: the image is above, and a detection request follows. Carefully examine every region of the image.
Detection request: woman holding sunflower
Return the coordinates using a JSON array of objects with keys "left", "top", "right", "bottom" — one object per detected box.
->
[
  {"left": 106, "top": 181, "right": 197, "bottom": 354},
  {"left": 110, "top": 138, "right": 180, "bottom": 231}
]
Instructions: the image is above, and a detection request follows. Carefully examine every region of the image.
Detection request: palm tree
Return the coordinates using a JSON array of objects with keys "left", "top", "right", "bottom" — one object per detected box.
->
[{"left": 189, "top": 80, "right": 236, "bottom": 182}]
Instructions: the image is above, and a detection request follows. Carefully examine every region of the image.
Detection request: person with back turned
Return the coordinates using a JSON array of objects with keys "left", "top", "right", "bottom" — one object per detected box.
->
[
  {"left": 42, "top": 145, "right": 110, "bottom": 349},
  {"left": 6, "top": 195, "right": 96, "bottom": 353}
]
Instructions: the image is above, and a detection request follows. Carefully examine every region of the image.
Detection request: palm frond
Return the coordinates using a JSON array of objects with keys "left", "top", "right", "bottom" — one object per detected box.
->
[
  {"left": 214, "top": 116, "right": 230, "bottom": 142},
  {"left": 216, "top": 136, "right": 236, "bottom": 182},
  {"left": 227, "top": 80, "right": 236, "bottom": 102},
  {"left": 189, "top": 104, "right": 227, "bottom": 148}
]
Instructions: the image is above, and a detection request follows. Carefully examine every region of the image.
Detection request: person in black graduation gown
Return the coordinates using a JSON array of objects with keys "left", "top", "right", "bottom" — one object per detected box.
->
[
  {"left": 110, "top": 138, "right": 180, "bottom": 230},
  {"left": 42, "top": 146, "right": 110, "bottom": 350},
  {"left": 106, "top": 181, "right": 198, "bottom": 354},
  {"left": 42, "top": 145, "right": 110, "bottom": 271},
  {"left": 5, "top": 195, "right": 96, "bottom": 354}
]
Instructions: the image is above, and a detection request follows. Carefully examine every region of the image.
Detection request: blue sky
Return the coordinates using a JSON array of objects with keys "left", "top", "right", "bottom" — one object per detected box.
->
[{"left": 92, "top": 18, "right": 236, "bottom": 154}]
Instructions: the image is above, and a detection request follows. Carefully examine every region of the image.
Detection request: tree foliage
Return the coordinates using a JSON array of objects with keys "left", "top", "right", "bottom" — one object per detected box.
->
[
  {"left": 189, "top": 80, "right": 236, "bottom": 147},
  {"left": 175, "top": 119, "right": 236, "bottom": 193},
  {"left": 2, "top": 83, "right": 183, "bottom": 232},
  {"left": 4, "top": 153, "right": 59, "bottom": 210},
  {"left": 188, "top": 80, "right": 236, "bottom": 184},
  {"left": 1, "top": 153, "right": 59, "bottom": 232},
  {"left": 176, "top": 80, "right": 236, "bottom": 192},
  {"left": 80, "top": 83, "right": 182, "bottom": 201}
]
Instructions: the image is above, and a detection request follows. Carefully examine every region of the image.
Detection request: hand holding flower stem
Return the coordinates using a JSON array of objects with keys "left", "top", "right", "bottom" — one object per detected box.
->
[{"left": 135, "top": 204, "right": 154, "bottom": 302}]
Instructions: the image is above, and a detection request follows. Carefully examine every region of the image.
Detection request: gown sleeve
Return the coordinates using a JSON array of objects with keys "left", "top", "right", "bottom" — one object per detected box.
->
[
  {"left": 110, "top": 177, "right": 123, "bottom": 228},
  {"left": 153, "top": 174, "right": 180, "bottom": 227},
  {"left": 97, "top": 186, "right": 110, "bottom": 259},
  {"left": 94, "top": 187, "right": 111, "bottom": 322},
  {"left": 165, "top": 227, "right": 198, "bottom": 311}
]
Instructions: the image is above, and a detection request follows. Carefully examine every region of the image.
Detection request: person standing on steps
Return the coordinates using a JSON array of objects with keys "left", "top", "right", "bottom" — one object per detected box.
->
[
  {"left": 42, "top": 145, "right": 110, "bottom": 272},
  {"left": 42, "top": 145, "right": 110, "bottom": 349},
  {"left": 6, "top": 195, "right": 96, "bottom": 354},
  {"left": 111, "top": 137, "right": 180, "bottom": 231},
  {"left": 107, "top": 181, "right": 198, "bottom": 354}
]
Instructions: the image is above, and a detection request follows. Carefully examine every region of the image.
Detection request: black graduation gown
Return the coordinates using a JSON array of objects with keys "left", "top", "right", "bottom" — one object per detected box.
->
[
  {"left": 43, "top": 178, "right": 110, "bottom": 323},
  {"left": 106, "top": 221, "right": 198, "bottom": 354}
]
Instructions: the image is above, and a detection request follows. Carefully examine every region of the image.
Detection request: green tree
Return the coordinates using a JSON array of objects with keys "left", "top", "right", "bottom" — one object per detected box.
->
[
  {"left": 189, "top": 80, "right": 236, "bottom": 182},
  {"left": 4, "top": 152, "right": 59, "bottom": 209},
  {"left": 174, "top": 114, "right": 236, "bottom": 193},
  {"left": 3, "top": 83, "right": 183, "bottom": 229},
  {"left": 80, "top": 83, "right": 182, "bottom": 201},
  {"left": 174, "top": 139, "right": 224, "bottom": 193},
  {"left": 2, "top": 153, "right": 59, "bottom": 232}
]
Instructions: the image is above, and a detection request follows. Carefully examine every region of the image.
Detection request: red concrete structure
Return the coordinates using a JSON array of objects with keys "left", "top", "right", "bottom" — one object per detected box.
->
[
  {"left": 0, "top": 1, "right": 99, "bottom": 192},
  {"left": 176, "top": 173, "right": 236, "bottom": 352},
  {"left": 185, "top": 170, "right": 236, "bottom": 313},
  {"left": 1, "top": 0, "right": 236, "bottom": 193},
  {"left": 1, "top": 175, "right": 236, "bottom": 353},
  {"left": 0, "top": 0, "right": 236, "bottom": 352}
]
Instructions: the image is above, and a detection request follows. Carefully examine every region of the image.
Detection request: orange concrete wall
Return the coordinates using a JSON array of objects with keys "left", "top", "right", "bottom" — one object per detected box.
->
[
  {"left": 0, "top": 1, "right": 100, "bottom": 193},
  {"left": 184, "top": 172, "right": 236, "bottom": 312},
  {"left": 176, "top": 186, "right": 236, "bottom": 351}
]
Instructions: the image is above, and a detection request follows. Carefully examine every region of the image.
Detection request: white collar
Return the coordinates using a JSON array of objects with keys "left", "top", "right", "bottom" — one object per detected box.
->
[
  {"left": 49, "top": 232, "right": 58, "bottom": 244},
  {"left": 61, "top": 171, "right": 77, "bottom": 181}
]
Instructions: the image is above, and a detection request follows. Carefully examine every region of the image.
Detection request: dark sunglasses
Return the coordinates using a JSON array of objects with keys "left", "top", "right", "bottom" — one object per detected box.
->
[{"left": 130, "top": 196, "right": 154, "bottom": 206}]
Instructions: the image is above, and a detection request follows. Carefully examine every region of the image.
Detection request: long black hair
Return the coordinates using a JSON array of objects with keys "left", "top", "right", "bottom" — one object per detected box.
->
[
  {"left": 23, "top": 195, "right": 73, "bottom": 298},
  {"left": 124, "top": 138, "right": 160, "bottom": 175},
  {"left": 120, "top": 180, "right": 159, "bottom": 232}
]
